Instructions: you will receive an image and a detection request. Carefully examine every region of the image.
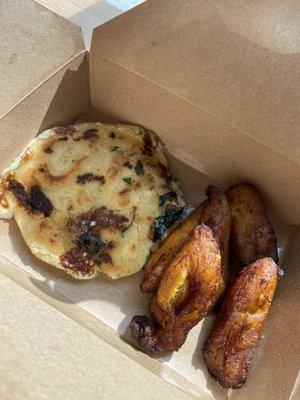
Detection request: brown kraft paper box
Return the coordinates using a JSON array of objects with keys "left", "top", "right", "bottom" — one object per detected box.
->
[{"left": 0, "top": 1, "right": 299, "bottom": 399}]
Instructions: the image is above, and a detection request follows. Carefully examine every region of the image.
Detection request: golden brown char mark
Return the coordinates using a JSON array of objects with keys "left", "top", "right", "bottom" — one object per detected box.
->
[
  {"left": 131, "top": 224, "right": 221, "bottom": 356},
  {"left": 226, "top": 183, "right": 278, "bottom": 265},
  {"left": 201, "top": 185, "right": 231, "bottom": 296},
  {"left": 203, "top": 257, "right": 279, "bottom": 389},
  {"left": 141, "top": 185, "right": 230, "bottom": 294}
]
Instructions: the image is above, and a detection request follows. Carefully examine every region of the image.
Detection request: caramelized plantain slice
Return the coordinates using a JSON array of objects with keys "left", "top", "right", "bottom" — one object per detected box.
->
[
  {"left": 203, "top": 257, "right": 279, "bottom": 389},
  {"left": 141, "top": 185, "right": 230, "bottom": 294},
  {"left": 140, "top": 202, "right": 204, "bottom": 294},
  {"left": 226, "top": 183, "right": 278, "bottom": 265},
  {"left": 131, "top": 224, "right": 221, "bottom": 356},
  {"left": 201, "top": 185, "right": 231, "bottom": 297}
]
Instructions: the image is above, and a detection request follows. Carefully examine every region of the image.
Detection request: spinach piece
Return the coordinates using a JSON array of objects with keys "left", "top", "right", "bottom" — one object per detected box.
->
[
  {"left": 123, "top": 177, "right": 133, "bottom": 185},
  {"left": 134, "top": 160, "right": 144, "bottom": 176},
  {"left": 153, "top": 207, "right": 184, "bottom": 242},
  {"left": 121, "top": 222, "right": 132, "bottom": 237},
  {"left": 171, "top": 175, "right": 180, "bottom": 184},
  {"left": 76, "top": 230, "right": 106, "bottom": 255},
  {"left": 111, "top": 146, "right": 119, "bottom": 152},
  {"left": 158, "top": 191, "right": 177, "bottom": 207},
  {"left": 138, "top": 126, "right": 145, "bottom": 135}
]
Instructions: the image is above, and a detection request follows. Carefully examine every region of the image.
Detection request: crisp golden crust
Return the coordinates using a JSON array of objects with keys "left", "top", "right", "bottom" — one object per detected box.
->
[
  {"left": 131, "top": 224, "right": 221, "bottom": 356},
  {"left": 226, "top": 183, "right": 278, "bottom": 265},
  {"left": 203, "top": 258, "right": 279, "bottom": 389},
  {"left": 0, "top": 122, "right": 183, "bottom": 279},
  {"left": 141, "top": 185, "right": 230, "bottom": 294},
  {"left": 201, "top": 185, "right": 231, "bottom": 296}
]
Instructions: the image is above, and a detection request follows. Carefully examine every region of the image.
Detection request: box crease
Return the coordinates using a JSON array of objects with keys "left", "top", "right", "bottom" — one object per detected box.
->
[{"left": 0, "top": 49, "right": 88, "bottom": 121}]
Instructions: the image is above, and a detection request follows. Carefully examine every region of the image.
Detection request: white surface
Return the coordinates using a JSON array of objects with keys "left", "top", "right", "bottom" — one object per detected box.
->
[{"left": 35, "top": 0, "right": 144, "bottom": 48}]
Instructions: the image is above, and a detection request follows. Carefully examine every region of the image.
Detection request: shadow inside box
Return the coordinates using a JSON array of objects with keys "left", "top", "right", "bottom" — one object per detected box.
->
[
  {"left": 7, "top": 220, "right": 229, "bottom": 398},
  {"left": 191, "top": 314, "right": 229, "bottom": 400},
  {"left": 37, "top": 53, "right": 90, "bottom": 135},
  {"left": 7, "top": 218, "right": 151, "bottom": 332},
  {"left": 120, "top": 302, "right": 230, "bottom": 398}
]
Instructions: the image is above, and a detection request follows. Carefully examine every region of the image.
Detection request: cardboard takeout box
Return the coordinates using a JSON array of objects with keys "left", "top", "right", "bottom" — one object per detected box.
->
[{"left": 0, "top": 1, "right": 299, "bottom": 399}]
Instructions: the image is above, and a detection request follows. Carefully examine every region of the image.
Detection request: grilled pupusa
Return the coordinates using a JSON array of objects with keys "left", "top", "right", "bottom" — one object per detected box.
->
[{"left": 0, "top": 122, "right": 184, "bottom": 279}]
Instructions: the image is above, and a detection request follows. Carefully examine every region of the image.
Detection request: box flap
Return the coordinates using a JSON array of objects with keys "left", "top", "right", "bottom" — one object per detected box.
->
[
  {"left": 0, "top": 266, "right": 196, "bottom": 400},
  {"left": 0, "top": 52, "right": 90, "bottom": 172},
  {"left": 91, "top": 0, "right": 300, "bottom": 165},
  {"left": 90, "top": 56, "right": 300, "bottom": 224},
  {"left": 0, "top": 0, "right": 85, "bottom": 117}
]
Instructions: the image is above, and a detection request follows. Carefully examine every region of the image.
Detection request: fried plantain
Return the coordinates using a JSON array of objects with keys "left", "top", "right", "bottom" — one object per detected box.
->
[
  {"left": 201, "top": 185, "right": 231, "bottom": 297},
  {"left": 203, "top": 257, "right": 279, "bottom": 389},
  {"left": 226, "top": 183, "right": 278, "bottom": 265},
  {"left": 131, "top": 224, "right": 221, "bottom": 356},
  {"left": 141, "top": 185, "right": 230, "bottom": 294}
]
